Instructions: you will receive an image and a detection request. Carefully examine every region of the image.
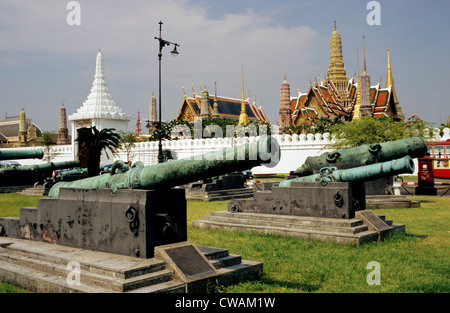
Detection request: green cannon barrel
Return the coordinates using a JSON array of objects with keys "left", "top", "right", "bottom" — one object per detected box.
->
[
  {"left": 0, "top": 160, "right": 81, "bottom": 187},
  {"left": 0, "top": 148, "right": 44, "bottom": 161},
  {"left": 280, "top": 155, "right": 415, "bottom": 187},
  {"left": 293, "top": 136, "right": 427, "bottom": 177},
  {"left": 48, "top": 135, "right": 280, "bottom": 198}
]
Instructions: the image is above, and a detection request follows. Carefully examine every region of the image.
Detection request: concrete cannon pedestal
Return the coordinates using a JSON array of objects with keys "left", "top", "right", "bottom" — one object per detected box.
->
[{"left": 0, "top": 188, "right": 263, "bottom": 292}]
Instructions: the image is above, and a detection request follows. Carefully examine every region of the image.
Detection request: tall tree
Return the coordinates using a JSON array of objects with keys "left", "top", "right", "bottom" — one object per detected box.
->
[{"left": 77, "top": 126, "right": 120, "bottom": 177}]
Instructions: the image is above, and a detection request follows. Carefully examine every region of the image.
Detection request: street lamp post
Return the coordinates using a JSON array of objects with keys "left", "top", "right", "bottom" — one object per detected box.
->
[{"left": 154, "top": 21, "right": 179, "bottom": 163}]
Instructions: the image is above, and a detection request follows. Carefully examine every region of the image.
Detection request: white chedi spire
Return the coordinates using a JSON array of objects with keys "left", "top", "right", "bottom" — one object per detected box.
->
[{"left": 69, "top": 49, "right": 131, "bottom": 121}]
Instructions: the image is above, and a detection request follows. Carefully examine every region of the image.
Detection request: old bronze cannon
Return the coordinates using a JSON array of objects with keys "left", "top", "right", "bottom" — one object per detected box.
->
[
  {"left": 280, "top": 155, "right": 415, "bottom": 187},
  {"left": 292, "top": 136, "right": 427, "bottom": 177},
  {"left": 0, "top": 148, "right": 44, "bottom": 161},
  {"left": 0, "top": 160, "right": 81, "bottom": 187},
  {"left": 48, "top": 135, "right": 279, "bottom": 198},
  {"left": 229, "top": 153, "right": 416, "bottom": 220},
  {"left": 0, "top": 136, "right": 279, "bottom": 258}
]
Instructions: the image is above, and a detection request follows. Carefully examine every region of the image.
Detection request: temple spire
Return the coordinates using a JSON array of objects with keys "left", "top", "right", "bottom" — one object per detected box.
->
[
  {"left": 359, "top": 34, "right": 372, "bottom": 117},
  {"left": 57, "top": 102, "right": 70, "bottom": 145},
  {"left": 326, "top": 21, "right": 350, "bottom": 108},
  {"left": 385, "top": 49, "right": 399, "bottom": 104},
  {"left": 279, "top": 75, "right": 291, "bottom": 130},
  {"left": 239, "top": 65, "right": 248, "bottom": 125},
  {"left": 18, "top": 108, "right": 28, "bottom": 147},
  {"left": 363, "top": 34, "right": 367, "bottom": 74},
  {"left": 353, "top": 48, "right": 361, "bottom": 121},
  {"left": 213, "top": 82, "right": 219, "bottom": 117}
]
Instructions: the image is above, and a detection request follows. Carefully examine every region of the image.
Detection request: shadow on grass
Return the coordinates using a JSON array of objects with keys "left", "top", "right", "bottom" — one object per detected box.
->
[
  {"left": 229, "top": 271, "right": 322, "bottom": 293},
  {"left": 257, "top": 275, "right": 322, "bottom": 292},
  {"left": 383, "top": 232, "right": 427, "bottom": 242}
]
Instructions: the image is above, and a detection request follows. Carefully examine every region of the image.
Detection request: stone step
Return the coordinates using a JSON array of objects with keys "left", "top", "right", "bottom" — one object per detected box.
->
[
  {"left": 0, "top": 246, "right": 174, "bottom": 292},
  {"left": 367, "top": 201, "right": 421, "bottom": 209},
  {"left": 17, "top": 186, "right": 47, "bottom": 196},
  {"left": 366, "top": 195, "right": 421, "bottom": 209},
  {"left": 204, "top": 214, "right": 369, "bottom": 235},
  {"left": 192, "top": 210, "right": 406, "bottom": 245},
  {"left": 0, "top": 237, "right": 263, "bottom": 293},
  {"left": 0, "top": 256, "right": 183, "bottom": 294},
  {"left": 196, "top": 245, "right": 242, "bottom": 269},
  {"left": 0, "top": 254, "right": 174, "bottom": 292},
  {"left": 125, "top": 280, "right": 186, "bottom": 293},
  {"left": 0, "top": 260, "right": 114, "bottom": 293},
  {"left": 0, "top": 239, "right": 166, "bottom": 280},
  {"left": 193, "top": 219, "right": 380, "bottom": 245},
  {"left": 210, "top": 210, "right": 365, "bottom": 228}
]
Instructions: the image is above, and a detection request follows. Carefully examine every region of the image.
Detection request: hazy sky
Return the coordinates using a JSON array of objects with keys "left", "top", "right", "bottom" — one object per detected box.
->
[{"left": 1, "top": 0, "right": 449, "bottom": 133}]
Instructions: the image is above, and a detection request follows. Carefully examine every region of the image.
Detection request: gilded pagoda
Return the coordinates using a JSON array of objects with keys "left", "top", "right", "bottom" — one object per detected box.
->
[{"left": 280, "top": 23, "right": 404, "bottom": 130}]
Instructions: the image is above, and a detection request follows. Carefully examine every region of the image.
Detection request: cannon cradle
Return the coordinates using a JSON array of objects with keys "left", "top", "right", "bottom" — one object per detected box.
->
[
  {"left": 293, "top": 136, "right": 427, "bottom": 177},
  {"left": 48, "top": 135, "right": 280, "bottom": 198}
]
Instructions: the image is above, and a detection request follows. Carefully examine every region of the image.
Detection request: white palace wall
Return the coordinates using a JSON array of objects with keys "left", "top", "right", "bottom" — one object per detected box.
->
[{"left": 3, "top": 128, "right": 450, "bottom": 176}]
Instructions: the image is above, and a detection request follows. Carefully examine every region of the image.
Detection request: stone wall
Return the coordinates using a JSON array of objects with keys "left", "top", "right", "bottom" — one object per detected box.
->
[{"left": 3, "top": 128, "right": 449, "bottom": 176}]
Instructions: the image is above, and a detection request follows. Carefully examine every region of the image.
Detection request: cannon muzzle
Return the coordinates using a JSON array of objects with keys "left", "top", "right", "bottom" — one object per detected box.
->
[
  {"left": 48, "top": 135, "right": 280, "bottom": 198},
  {"left": 293, "top": 137, "right": 426, "bottom": 177},
  {"left": 280, "top": 155, "right": 414, "bottom": 187},
  {"left": 0, "top": 160, "right": 81, "bottom": 187},
  {"left": 0, "top": 148, "right": 44, "bottom": 161}
]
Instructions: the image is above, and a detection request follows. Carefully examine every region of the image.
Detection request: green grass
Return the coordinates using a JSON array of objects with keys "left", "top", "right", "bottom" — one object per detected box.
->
[
  {"left": 187, "top": 197, "right": 450, "bottom": 293},
  {"left": 0, "top": 193, "right": 449, "bottom": 293}
]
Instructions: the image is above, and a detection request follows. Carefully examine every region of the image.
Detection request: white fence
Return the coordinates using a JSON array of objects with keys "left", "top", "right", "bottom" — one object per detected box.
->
[{"left": 2, "top": 128, "right": 450, "bottom": 175}]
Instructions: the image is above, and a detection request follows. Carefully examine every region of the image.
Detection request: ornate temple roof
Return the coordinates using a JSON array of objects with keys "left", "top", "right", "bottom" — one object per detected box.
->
[
  {"left": 176, "top": 93, "right": 268, "bottom": 123},
  {"left": 288, "top": 25, "right": 404, "bottom": 125},
  {"left": 69, "top": 50, "right": 131, "bottom": 122}
]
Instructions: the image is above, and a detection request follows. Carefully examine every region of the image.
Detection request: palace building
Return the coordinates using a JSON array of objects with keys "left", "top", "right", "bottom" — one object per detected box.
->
[
  {"left": 175, "top": 68, "right": 269, "bottom": 124},
  {"left": 280, "top": 23, "right": 404, "bottom": 131},
  {"left": 0, "top": 109, "right": 43, "bottom": 147}
]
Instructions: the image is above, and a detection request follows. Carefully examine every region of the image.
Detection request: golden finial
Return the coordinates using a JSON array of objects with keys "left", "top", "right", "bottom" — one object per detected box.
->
[
  {"left": 385, "top": 49, "right": 393, "bottom": 87},
  {"left": 385, "top": 48, "right": 399, "bottom": 104},
  {"left": 241, "top": 65, "right": 245, "bottom": 100},
  {"left": 353, "top": 47, "right": 361, "bottom": 121},
  {"left": 363, "top": 34, "right": 367, "bottom": 74},
  {"left": 239, "top": 65, "right": 248, "bottom": 125},
  {"left": 356, "top": 48, "right": 360, "bottom": 79}
]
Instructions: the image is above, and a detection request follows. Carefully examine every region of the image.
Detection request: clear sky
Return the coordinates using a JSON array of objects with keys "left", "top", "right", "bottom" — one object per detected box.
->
[{"left": 1, "top": 0, "right": 449, "bottom": 133}]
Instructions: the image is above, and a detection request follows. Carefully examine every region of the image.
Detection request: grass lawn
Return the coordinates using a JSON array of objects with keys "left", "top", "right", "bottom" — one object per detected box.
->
[{"left": 0, "top": 193, "right": 448, "bottom": 293}]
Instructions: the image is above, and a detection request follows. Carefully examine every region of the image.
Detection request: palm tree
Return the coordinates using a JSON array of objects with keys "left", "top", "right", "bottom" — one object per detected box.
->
[{"left": 76, "top": 126, "right": 121, "bottom": 177}]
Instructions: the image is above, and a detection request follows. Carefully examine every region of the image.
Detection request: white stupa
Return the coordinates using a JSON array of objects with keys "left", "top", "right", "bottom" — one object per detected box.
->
[{"left": 69, "top": 49, "right": 131, "bottom": 161}]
